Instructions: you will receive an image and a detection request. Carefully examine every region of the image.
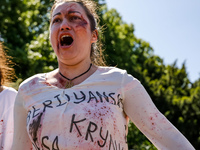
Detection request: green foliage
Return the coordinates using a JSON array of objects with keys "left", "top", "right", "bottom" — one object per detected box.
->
[
  {"left": 101, "top": 8, "right": 135, "bottom": 68},
  {"left": 127, "top": 122, "right": 157, "bottom": 150},
  {"left": 26, "top": 31, "right": 57, "bottom": 76},
  {"left": 0, "top": 0, "right": 199, "bottom": 149},
  {"left": 0, "top": 0, "right": 53, "bottom": 79}
]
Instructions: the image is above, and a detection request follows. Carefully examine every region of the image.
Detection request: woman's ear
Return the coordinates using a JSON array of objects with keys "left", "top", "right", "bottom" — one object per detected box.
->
[{"left": 91, "top": 29, "right": 98, "bottom": 43}]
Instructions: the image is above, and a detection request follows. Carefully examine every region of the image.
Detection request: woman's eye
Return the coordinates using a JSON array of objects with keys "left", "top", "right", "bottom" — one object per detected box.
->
[
  {"left": 70, "top": 16, "right": 81, "bottom": 21},
  {"left": 53, "top": 18, "right": 61, "bottom": 23}
]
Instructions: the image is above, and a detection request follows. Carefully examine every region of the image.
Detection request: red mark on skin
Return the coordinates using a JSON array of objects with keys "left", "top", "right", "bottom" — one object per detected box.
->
[
  {"left": 55, "top": 3, "right": 88, "bottom": 28},
  {"left": 56, "top": 77, "right": 70, "bottom": 88},
  {"left": 79, "top": 15, "right": 88, "bottom": 27},
  {"left": 0, "top": 120, "right": 3, "bottom": 127},
  {"left": 28, "top": 78, "right": 40, "bottom": 91},
  {"left": 42, "top": 81, "right": 52, "bottom": 87},
  {"left": 149, "top": 116, "right": 156, "bottom": 130},
  {"left": 77, "top": 132, "right": 81, "bottom": 137},
  {"left": 154, "top": 112, "right": 159, "bottom": 117},
  {"left": 88, "top": 110, "right": 91, "bottom": 115},
  {"left": 30, "top": 78, "right": 37, "bottom": 86},
  {"left": 67, "top": 4, "right": 77, "bottom": 11},
  {"left": 43, "top": 76, "right": 66, "bottom": 88},
  {"left": 73, "top": 15, "right": 88, "bottom": 29},
  {"left": 98, "top": 139, "right": 104, "bottom": 145},
  {"left": 67, "top": 4, "right": 88, "bottom": 27}
]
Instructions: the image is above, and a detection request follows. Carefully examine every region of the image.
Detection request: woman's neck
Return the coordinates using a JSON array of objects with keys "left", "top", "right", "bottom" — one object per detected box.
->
[
  {"left": 58, "top": 61, "right": 92, "bottom": 79},
  {"left": 46, "top": 61, "right": 98, "bottom": 89}
]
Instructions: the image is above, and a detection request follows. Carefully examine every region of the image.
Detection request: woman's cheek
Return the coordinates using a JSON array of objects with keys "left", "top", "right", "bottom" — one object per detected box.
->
[{"left": 50, "top": 30, "right": 58, "bottom": 49}]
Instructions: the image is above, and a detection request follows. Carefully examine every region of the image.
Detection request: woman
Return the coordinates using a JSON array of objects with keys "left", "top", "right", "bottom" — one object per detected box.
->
[
  {"left": 0, "top": 42, "right": 17, "bottom": 149},
  {"left": 12, "top": 0, "right": 195, "bottom": 149}
]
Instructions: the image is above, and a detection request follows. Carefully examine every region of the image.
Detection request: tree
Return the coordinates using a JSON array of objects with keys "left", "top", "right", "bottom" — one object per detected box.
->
[{"left": 0, "top": 0, "right": 53, "bottom": 79}]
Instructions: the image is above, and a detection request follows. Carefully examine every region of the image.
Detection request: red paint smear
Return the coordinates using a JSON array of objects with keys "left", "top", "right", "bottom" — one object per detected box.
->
[
  {"left": 67, "top": 4, "right": 77, "bottom": 10},
  {"left": 80, "top": 15, "right": 88, "bottom": 27},
  {"left": 28, "top": 78, "right": 40, "bottom": 91},
  {"left": 42, "top": 81, "right": 52, "bottom": 87},
  {"left": 67, "top": 3, "right": 88, "bottom": 27},
  {"left": 30, "top": 78, "right": 37, "bottom": 86}
]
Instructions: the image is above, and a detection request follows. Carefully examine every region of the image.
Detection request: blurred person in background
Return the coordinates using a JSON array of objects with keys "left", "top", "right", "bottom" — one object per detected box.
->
[{"left": 0, "top": 41, "right": 17, "bottom": 149}]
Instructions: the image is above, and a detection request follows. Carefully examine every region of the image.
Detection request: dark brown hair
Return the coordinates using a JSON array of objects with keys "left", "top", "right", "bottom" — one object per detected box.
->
[
  {"left": 0, "top": 42, "right": 15, "bottom": 86},
  {"left": 50, "top": 0, "right": 106, "bottom": 66}
]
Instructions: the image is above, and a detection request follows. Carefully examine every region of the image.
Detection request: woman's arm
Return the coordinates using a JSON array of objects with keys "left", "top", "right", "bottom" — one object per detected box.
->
[
  {"left": 123, "top": 81, "right": 195, "bottom": 150},
  {"left": 11, "top": 92, "right": 32, "bottom": 149}
]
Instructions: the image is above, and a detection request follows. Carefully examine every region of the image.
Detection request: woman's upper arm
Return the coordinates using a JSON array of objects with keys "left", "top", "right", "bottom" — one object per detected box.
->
[
  {"left": 11, "top": 92, "right": 32, "bottom": 149},
  {"left": 123, "top": 80, "right": 195, "bottom": 150}
]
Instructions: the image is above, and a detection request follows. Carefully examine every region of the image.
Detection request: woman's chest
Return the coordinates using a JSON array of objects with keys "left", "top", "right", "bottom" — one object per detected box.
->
[{"left": 25, "top": 88, "right": 128, "bottom": 150}]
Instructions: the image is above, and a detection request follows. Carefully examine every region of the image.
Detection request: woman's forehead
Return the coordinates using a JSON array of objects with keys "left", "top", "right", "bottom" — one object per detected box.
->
[{"left": 52, "top": 2, "right": 85, "bottom": 16}]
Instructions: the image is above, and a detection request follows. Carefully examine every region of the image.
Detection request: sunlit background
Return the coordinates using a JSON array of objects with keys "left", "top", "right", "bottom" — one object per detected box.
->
[{"left": 106, "top": 0, "right": 200, "bottom": 82}]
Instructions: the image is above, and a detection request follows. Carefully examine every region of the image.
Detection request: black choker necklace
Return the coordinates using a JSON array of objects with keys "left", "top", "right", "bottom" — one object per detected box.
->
[{"left": 59, "top": 63, "right": 92, "bottom": 88}]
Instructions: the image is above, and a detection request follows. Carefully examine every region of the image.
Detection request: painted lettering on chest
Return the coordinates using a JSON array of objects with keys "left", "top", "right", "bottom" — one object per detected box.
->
[
  {"left": 26, "top": 90, "right": 127, "bottom": 149},
  {"left": 29, "top": 113, "right": 127, "bottom": 150},
  {"left": 27, "top": 90, "right": 123, "bottom": 125}
]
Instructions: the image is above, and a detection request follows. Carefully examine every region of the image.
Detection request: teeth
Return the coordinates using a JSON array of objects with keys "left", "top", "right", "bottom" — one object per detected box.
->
[
  {"left": 61, "top": 35, "right": 71, "bottom": 41},
  {"left": 60, "top": 35, "right": 73, "bottom": 46}
]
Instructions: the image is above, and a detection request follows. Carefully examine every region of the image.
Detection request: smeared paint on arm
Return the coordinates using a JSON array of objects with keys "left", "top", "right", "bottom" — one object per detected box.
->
[{"left": 123, "top": 80, "right": 195, "bottom": 150}]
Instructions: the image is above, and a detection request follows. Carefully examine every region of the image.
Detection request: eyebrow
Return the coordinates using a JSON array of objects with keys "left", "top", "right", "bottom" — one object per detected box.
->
[
  {"left": 53, "top": 11, "right": 81, "bottom": 18},
  {"left": 53, "top": 12, "right": 61, "bottom": 18},
  {"left": 68, "top": 11, "right": 81, "bottom": 15}
]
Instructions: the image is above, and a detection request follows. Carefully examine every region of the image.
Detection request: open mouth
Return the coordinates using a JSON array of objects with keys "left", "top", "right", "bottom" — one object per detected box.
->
[{"left": 60, "top": 35, "right": 74, "bottom": 46}]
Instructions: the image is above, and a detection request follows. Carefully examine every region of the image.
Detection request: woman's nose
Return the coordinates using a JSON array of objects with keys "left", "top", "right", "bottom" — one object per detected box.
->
[{"left": 60, "top": 20, "right": 71, "bottom": 31}]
